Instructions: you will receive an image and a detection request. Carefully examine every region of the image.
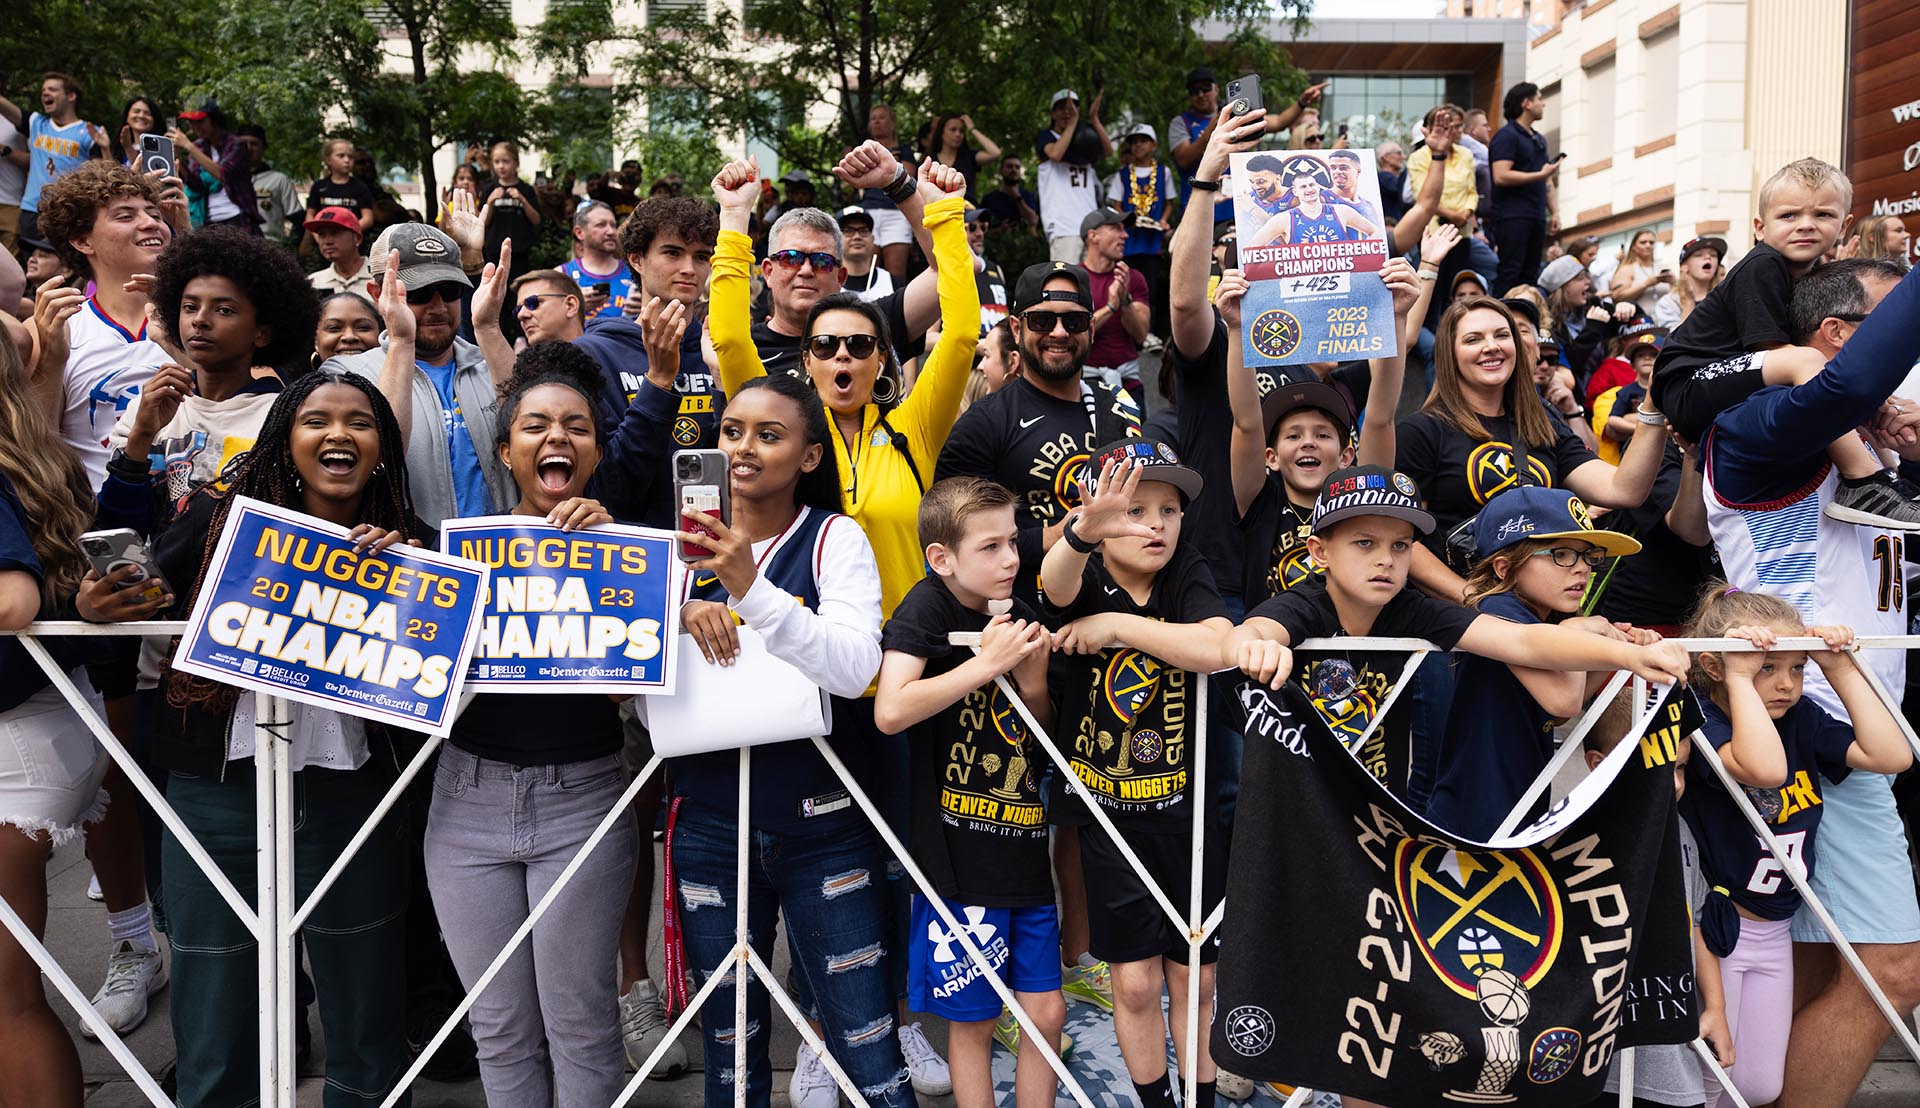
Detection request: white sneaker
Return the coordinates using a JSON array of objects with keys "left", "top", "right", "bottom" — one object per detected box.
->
[
  {"left": 790, "top": 1043, "right": 839, "bottom": 1108},
  {"left": 1216, "top": 1068, "right": 1255, "bottom": 1100},
  {"left": 80, "top": 941, "right": 167, "bottom": 1038},
  {"left": 619, "top": 979, "right": 688, "bottom": 1076},
  {"left": 898, "top": 1020, "right": 953, "bottom": 1095},
  {"left": 86, "top": 873, "right": 104, "bottom": 901}
]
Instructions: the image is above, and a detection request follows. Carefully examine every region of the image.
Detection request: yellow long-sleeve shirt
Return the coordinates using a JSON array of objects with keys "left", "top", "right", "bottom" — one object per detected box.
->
[
  {"left": 1406, "top": 144, "right": 1478, "bottom": 232},
  {"left": 711, "top": 194, "right": 980, "bottom": 620}
]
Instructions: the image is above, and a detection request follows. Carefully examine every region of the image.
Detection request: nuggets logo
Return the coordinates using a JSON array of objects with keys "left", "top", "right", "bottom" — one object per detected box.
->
[
  {"left": 1311, "top": 686, "right": 1377, "bottom": 739},
  {"left": 1465, "top": 442, "right": 1552, "bottom": 505},
  {"left": 1131, "top": 728, "right": 1164, "bottom": 765},
  {"left": 1249, "top": 308, "right": 1304, "bottom": 361},
  {"left": 1393, "top": 843, "right": 1564, "bottom": 999},
  {"left": 1103, "top": 650, "right": 1164, "bottom": 723},
  {"left": 1268, "top": 542, "right": 1319, "bottom": 594},
  {"left": 1565, "top": 496, "right": 1593, "bottom": 530},
  {"left": 1527, "top": 1027, "right": 1581, "bottom": 1083},
  {"left": 1393, "top": 472, "right": 1417, "bottom": 497},
  {"left": 1052, "top": 452, "right": 1090, "bottom": 511},
  {"left": 989, "top": 687, "right": 1027, "bottom": 747},
  {"left": 673, "top": 416, "right": 701, "bottom": 447}
]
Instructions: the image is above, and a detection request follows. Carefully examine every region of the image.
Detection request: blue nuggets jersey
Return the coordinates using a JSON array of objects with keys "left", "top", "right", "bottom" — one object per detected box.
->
[
  {"left": 1680, "top": 696, "right": 1855, "bottom": 920},
  {"left": 1287, "top": 203, "right": 1348, "bottom": 244}
]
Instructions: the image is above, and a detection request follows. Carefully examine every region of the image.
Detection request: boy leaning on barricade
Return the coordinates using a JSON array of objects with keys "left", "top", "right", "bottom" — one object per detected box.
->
[{"left": 874, "top": 477, "right": 1067, "bottom": 1107}]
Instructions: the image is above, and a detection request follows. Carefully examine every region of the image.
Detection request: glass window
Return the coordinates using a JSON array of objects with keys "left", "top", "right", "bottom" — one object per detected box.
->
[
  {"left": 1584, "top": 58, "right": 1615, "bottom": 160},
  {"left": 1640, "top": 30, "right": 1678, "bottom": 144}
]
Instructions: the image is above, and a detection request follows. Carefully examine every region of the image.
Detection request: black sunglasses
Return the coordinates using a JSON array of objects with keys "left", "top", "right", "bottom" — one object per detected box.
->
[
  {"left": 808, "top": 333, "right": 880, "bottom": 360},
  {"left": 1021, "top": 309, "right": 1092, "bottom": 335},
  {"left": 518, "top": 293, "right": 569, "bottom": 313},
  {"left": 1303, "top": 133, "right": 1324, "bottom": 146},
  {"left": 768, "top": 249, "right": 841, "bottom": 273},
  {"left": 405, "top": 283, "right": 468, "bottom": 305}
]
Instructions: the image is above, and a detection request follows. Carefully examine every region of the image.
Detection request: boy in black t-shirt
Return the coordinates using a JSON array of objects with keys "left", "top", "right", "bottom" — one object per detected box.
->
[
  {"left": 1040, "top": 439, "right": 1234, "bottom": 1108},
  {"left": 1650, "top": 157, "right": 1920, "bottom": 528},
  {"left": 875, "top": 478, "right": 1066, "bottom": 1107},
  {"left": 1226, "top": 465, "right": 1691, "bottom": 800}
]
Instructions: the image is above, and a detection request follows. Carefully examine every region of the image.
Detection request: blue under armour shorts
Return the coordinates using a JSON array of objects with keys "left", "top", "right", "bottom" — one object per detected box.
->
[{"left": 906, "top": 894, "right": 1061, "bottom": 1022}]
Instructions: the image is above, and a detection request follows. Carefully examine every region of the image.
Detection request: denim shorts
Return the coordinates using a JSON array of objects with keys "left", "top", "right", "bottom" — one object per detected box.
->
[
  {"left": 1791, "top": 769, "right": 1920, "bottom": 945},
  {"left": 906, "top": 894, "right": 1060, "bottom": 1022},
  {"left": 0, "top": 677, "right": 110, "bottom": 844}
]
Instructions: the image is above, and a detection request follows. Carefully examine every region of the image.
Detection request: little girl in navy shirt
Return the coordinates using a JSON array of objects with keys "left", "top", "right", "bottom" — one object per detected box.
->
[
  {"left": 1678, "top": 585, "right": 1910, "bottom": 1106},
  {"left": 1426, "top": 485, "right": 1654, "bottom": 838}
]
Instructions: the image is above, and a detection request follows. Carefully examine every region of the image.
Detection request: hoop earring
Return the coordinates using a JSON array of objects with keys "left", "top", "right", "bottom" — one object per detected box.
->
[{"left": 871, "top": 371, "right": 898, "bottom": 407}]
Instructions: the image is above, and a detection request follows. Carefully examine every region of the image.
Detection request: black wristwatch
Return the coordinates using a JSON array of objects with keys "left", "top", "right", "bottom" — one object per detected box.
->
[
  {"left": 1061, "top": 512, "right": 1100, "bottom": 554},
  {"left": 106, "top": 447, "right": 151, "bottom": 484},
  {"left": 1190, "top": 177, "right": 1223, "bottom": 193}
]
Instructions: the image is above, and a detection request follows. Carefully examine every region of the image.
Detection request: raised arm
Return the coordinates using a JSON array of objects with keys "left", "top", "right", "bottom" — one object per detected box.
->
[
  {"left": 1404, "top": 223, "right": 1461, "bottom": 350},
  {"left": 708, "top": 158, "right": 771, "bottom": 398},
  {"left": 0, "top": 95, "right": 23, "bottom": 130},
  {"left": 1356, "top": 259, "right": 1421, "bottom": 469},
  {"left": 1664, "top": 441, "right": 1710, "bottom": 547},
  {"left": 1169, "top": 102, "right": 1265, "bottom": 359},
  {"left": 371, "top": 251, "right": 416, "bottom": 452},
  {"left": 893, "top": 168, "right": 980, "bottom": 454},
  {"left": 1216, "top": 270, "right": 1268, "bottom": 516},
  {"left": 1707, "top": 627, "right": 1792, "bottom": 787},
  {"left": 1039, "top": 456, "right": 1155, "bottom": 608},
  {"left": 1394, "top": 133, "right": 1451, "bottom": 255}
]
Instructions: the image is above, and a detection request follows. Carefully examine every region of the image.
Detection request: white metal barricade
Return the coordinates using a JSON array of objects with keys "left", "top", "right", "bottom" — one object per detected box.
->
[{"left": 8, "top": 624, "right": 1920, "bottom": 1108}]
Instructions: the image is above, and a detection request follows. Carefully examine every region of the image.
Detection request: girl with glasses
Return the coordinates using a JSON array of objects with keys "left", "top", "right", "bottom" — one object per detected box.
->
[{"left": 1425, "top": 485, "right": 1658, "bottom": 839}]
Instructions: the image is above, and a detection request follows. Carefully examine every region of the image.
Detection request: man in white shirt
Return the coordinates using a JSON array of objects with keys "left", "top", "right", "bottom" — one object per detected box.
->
[
  {"left": 837, "top": 206, "right": 894, "bottom": 302},
  {"left": 306, "top": 206, "right": 371, "bottom": 295},
  {"left": 237, "top": 125, "right": 303, "bottom": 245},
  {"left": 0, "top": 115, "right": 26, "bottom": 252},
  {"left": 1034, "top": 88, "right": 1111, "bottom": 264}
]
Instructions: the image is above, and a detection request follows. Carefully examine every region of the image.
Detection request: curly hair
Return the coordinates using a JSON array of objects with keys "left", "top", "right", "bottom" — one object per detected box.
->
[
  {"left": 495, "top": 341, "right": 609, "bottom": 448},
  {"left": 166, "top": 372, "right": 414, "bottom": 713},
  {"left": 617, "top": 195, "right": 719, "bottom": 263},
  {"left": 0, "top": 337, "right": 92, "bottom": 610},
  {"left": 35, "top": 161, "right": 166, "bottom": 281},
  {"left": 152, "top": 227, "right": 321, "bottom": 373}
]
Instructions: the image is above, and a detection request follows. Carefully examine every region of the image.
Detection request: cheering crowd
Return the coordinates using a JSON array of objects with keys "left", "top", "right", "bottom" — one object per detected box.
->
[{"left": 5, "top": 64, "right": 1920, "bottom": 1108}]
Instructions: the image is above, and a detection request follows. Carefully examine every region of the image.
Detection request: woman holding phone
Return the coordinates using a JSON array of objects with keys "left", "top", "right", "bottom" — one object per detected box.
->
[
  {"left": 422, "top": 343, "right": 679, "bottom": 1107},
  {"left": 664, "top": 372, "right": 914, "bottom": 1107}
]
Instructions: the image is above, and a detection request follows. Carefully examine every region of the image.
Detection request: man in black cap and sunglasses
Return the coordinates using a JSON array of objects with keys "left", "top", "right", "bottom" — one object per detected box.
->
[{"left": 324, "top": 221, "right": 516, "bottom": 528}]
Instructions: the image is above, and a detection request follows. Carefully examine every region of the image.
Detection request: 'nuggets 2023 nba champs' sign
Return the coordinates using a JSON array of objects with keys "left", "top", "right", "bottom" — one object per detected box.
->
[
  {"left": 440, "top": 518, "right": 678, "bottom": 694},
  {"left": 1230, "top": 148, "right": 1396, "bottom": 368},
  {"left": 1217, "top": 683, "right": 1697, "bottom": 1107},
  {"left": 172, "top": 498, "right": 488, "bottom": 734}
]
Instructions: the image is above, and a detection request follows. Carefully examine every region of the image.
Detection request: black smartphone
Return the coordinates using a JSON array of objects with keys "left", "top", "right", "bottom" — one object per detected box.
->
[
  {"left": 592, "top": 282, "right": 611, "bottom": 297},
  {"left": 1224, "top": 73, "right": 1264, "bottom": 116},
  {"left": 1338, "top": 123, "right": 1350, "bottom": 139},
  {"left": 673, "top": 449, "right": 731, "bottom": 563},
  {"left": 1552, "top": 152, "right": 1569, "bottom": 163},
  {"left": 138, "top": 133, "right": 173, "bottom": 179}
]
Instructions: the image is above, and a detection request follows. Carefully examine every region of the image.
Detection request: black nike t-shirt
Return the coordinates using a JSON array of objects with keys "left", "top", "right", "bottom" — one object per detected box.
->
[
  {"left": 1044, "top": 545, "right": 1227, "bottom": 830},
  {"left": 1171, "top": 319, "right": 1279, "bottom": 604},
  {"left": 1395, "top": 407, "right": 1596, "bottom": 555},
  {"left": 1237, "top": 479, "right": 1319, "bottom": 605},
  {"left": 934, "top": 376, "right": 1142, "bottom": 586},
  {"left": 1242, "top": 576, "right": 1477, "bottom": 800},
  {"left": 881, "top": 577, "right": 1053, "bottom": 906}
]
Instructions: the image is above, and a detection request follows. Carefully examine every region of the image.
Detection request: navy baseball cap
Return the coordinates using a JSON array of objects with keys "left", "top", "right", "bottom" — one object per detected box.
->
[
  {"left": 1470, "top": 486, "right": 1642, "bottom": 560},
  {"left": 1083, "top": 437, "right": 1204, "bottom": 501},
  {"left": 1312, "top": 465, "right": 1435, "bottom": 536}
]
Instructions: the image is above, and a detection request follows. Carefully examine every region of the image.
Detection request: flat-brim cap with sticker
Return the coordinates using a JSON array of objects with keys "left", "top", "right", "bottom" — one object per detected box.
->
[
  {"left": 1261, "top": 379, "right": 1353, "bottom": 445},
  {"left": 1311, "top": 465, "right": 1436, "bottom": 536},
  {"left": 1083, "top": 437, "right": 1204, "bottom": 502},
  {"left": 1470, "top": 485, "right": 1642, "bottom": 559},
  {"left": 1011, "top": 260, "right": 1093, "bottom": 315},
  {"left": 368, "top": 222, "right": 471, "bottom": 291}
]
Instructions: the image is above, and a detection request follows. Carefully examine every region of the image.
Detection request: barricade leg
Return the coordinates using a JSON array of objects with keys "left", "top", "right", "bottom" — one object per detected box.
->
[
  {"left": 255, "top": 693, "right": 285, "bottom": 1108},
  {"left": 1185, "top": 674, "right": 1209, "bottom": 1108}
]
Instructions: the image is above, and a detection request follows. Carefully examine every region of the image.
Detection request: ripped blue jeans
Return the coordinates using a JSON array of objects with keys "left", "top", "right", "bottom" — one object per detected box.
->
[{"left": 671, "top": 808, "right": 915, "bottom": 1108}]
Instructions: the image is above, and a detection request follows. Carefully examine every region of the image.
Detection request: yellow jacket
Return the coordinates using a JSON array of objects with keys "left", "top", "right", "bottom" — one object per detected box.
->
[
  {"left": 711, "top": 194, "right": 980, "bottom": 620},
  {"left": 1406, "top": 144, "right": 1478, "bottom": 232}
]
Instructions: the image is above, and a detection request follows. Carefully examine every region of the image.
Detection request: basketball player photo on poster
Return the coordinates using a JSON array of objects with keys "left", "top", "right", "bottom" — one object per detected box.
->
[{"left": 1229, "top": 148, "right": 1396, "bottom": 368}]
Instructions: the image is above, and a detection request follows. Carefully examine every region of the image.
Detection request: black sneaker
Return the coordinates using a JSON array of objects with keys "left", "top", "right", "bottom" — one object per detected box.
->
[
  {"left": 407, "top": 1008, "right": 480, "bottom": 1082},
  {"left": 1826, "top": 471, "right": 1920, "bottom": 530}
]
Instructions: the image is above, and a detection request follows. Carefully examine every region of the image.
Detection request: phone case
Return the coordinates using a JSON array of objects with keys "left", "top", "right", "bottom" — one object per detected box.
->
[
  {"left": 1225, "top": 74, "right": 1264, "bottom": 116},
  {"left": 80, "top": 529, "right": 170, "bottom": 605},
  {"left": 673, "top": 450, "right": 731, "bottom": 563}
]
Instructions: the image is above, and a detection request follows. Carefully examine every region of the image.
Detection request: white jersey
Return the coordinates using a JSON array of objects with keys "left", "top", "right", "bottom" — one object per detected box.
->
[
  {"left": 62, "top": 299, "right": 168, "bottom": 489},
  {"left": 1036, "top": 141, "right": 1097, "bottom": 241},
  {"left": 1702, "top": 451, "right": 1906, "bottom": 719}
]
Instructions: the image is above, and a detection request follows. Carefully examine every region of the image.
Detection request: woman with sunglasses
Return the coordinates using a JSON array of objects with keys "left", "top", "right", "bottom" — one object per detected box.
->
[{"left": 708, "top": 149, "right": 977, "bottom": 1097}]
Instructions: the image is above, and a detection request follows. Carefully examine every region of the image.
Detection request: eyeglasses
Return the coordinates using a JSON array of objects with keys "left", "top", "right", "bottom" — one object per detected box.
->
[
  {"left": 405, "top": 283, "right": 468, "bottom": 305},
  {"left": 1020, "top": 309, "right": 1093, "bottom": 335},
  {"left": 768, "top": 249, "right": 841, "bottom": 273},
  {"left": 518, "top": 293, "right": 569, "bottom": 313},
  {"left": 1529, "top": 547, "right": 1608, "bottom": 569},
  {"left": 807, "top": 333, "right": 879, "bottom": 360}
]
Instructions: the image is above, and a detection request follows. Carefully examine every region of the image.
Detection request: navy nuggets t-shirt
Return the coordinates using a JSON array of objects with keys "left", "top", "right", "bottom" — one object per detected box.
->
[
  {"left": 1426, "top": 592, "right": 1556, "bottom": 839},
  {"left": 1681, "top": 695, "right": 1854, "bottom": 920}
]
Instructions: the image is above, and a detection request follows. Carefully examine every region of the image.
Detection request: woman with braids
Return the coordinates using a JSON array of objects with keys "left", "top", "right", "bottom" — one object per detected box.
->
[
  {"left": 662, "top": 373, "right": 914, "bottom": 1107},
  {"left": 423, "top": 340, "right": 680, "bottom": 1107},
  {"left": 0, "top": 335, "right": 120, "bottom": 1108},
  {"left": 83, "top": 371, "right": 418, "bottom": 1108}
]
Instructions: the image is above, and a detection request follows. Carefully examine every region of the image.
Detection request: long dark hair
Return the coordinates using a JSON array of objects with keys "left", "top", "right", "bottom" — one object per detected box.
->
[
  {"left": 166, "top": 372, "right": 414, "bottom": 712},
  {"left": 728, "top": 373, "right": 844, "bottom": 517},
  {"left": 112, "top": 95, "right": 164, "bottom": 165},
  {"left": 924, "top": 112, "right": 968, "bottom": 159},
  {"left": 803, "top": 291, "right": 903, "bottom": 414}
]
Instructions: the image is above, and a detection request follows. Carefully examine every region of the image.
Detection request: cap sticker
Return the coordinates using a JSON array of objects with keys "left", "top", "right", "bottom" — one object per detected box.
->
[
  {"left": 413, "top": 235, "right": 449, "bottom": 257},
  {"left": 1567, "top": 496, "right": 1594, "bottom": 529},
  {"left": 1392, "top": 472, "right": 1417, "bottom": 497}
]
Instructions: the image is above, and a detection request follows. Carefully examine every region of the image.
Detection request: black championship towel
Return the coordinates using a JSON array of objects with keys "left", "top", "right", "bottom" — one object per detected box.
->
[{"left": 1217, "top": 682, "right": 1699, "bottom": 1106}]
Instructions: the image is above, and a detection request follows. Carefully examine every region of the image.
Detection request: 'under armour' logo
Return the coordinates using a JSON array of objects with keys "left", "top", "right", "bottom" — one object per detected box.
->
[{"left": 926, "top": 906, "right": 997, "bottom": 963}]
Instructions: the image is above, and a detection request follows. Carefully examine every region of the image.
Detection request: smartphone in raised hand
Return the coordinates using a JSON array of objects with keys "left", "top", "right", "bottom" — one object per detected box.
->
[
  {"left": 673, "top": 449, "right": 731, "bottom": 563},
  {"left": 1225, "top": 74, "right": 1264, "bottom": 117}
]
